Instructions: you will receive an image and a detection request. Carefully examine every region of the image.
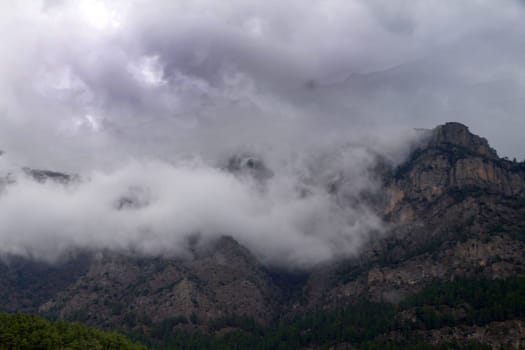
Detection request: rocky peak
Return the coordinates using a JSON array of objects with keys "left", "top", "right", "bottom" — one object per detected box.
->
[
  {"left": 385, "top": 122, "right": 525, "bottom": 222},
  {"left": 429, "top": 122, "right": 498, "bottom": 159}
]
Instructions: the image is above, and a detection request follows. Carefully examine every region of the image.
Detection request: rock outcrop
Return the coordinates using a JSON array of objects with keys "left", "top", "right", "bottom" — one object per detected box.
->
[
  {"left": 430, "top": 122, "right": 498, "bottom": 159},
  {"left": 310, "top": 122, "right": 525, "bottom": 312},
  {"left": 396, "top": 123, "right": 522, "bottom": 200}
]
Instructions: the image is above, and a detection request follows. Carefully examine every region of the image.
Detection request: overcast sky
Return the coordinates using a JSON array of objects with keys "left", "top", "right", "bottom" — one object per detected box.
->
[
  {"left": 0, "top": 0, "right": 524, "bottom": 266},
  {"left": 1, "top": 0, "right": 524, "bottom": 169}
]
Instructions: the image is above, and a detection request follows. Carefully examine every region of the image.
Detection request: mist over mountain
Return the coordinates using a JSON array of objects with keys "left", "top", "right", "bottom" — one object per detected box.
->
[
  {"left": 2, "top": 1, "right": 525, "bottom": 349},
  {"left": 0, "top": 130, "right": 424, "bottom": 267}
]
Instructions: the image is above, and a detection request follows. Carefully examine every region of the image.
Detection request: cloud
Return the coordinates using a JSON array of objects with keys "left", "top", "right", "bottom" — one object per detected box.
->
[
  {"left": 0, "top": 0, "right": 524, "bottom": 266},
  {"left": 2, "top": 0, "right": 525, "bottom": 166},
  {"left": 0, "top": 155, "right": 389, "bottom": 267}
]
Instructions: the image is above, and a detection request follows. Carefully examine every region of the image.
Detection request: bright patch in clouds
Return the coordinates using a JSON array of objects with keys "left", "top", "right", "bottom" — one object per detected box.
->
[
  {"left": 129, "top": 56, "right": 167, "bottom": 87},
  {"left": 79, "top": 0, "right": 120, "bottom": 30},
  {"left": 60, "top": 114, "right": 102, "bottom": 134}
]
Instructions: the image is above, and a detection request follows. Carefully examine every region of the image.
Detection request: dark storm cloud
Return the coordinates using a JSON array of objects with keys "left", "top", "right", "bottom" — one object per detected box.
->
[{"left": 0, "top": 0, "right": 524, "bottom": 266}]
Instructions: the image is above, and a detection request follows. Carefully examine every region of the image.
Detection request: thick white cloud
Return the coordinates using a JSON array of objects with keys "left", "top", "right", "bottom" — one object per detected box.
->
[{"left": 0, "top": 155, "right": 388, "bottom": 267}]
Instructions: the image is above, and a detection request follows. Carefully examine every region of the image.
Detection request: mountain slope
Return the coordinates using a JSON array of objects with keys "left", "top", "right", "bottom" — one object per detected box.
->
[
  {"left": 1, "top": 122, "right": 525, "bottom": 348},
  {"left": 39, "top": 237, "right": 282, "bottom": 332}
]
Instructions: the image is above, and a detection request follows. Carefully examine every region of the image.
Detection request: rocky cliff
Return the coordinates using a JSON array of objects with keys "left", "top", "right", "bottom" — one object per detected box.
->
[{"left": 306, "top": 122, "right": 525, "bottom": 301}]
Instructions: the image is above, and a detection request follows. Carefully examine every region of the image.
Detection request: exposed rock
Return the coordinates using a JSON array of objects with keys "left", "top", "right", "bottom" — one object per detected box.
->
[
  {"left": 40, "top": 237, "right": 281, "bottom": 332},
  {"left": 389, "top": 126, "right": 524, "bottom": 210},
  {"left": 429, "top": 122, "right": 498, "bottom": 159},
  {"left": 304, "top": 122, "right": 525, "bottom": 311}
]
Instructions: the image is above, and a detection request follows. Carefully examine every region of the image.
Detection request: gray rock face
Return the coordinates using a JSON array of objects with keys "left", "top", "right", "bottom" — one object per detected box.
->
[
  {"left": 39, "top": 237, "right": 281, "bottom": 331},
  {"left": 386, "top": 123, "right": 525, "bottom": 219},
  {"left": 310, "top": 123, "right": 525, "bottom": 313},
  {"left": 429, "top": 122, "right": 498, "bottom": 159}
]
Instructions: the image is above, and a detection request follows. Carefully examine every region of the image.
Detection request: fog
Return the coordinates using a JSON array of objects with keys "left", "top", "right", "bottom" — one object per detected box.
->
[{"left": 1, "top": 0, "right": 524, "bottom": 266}]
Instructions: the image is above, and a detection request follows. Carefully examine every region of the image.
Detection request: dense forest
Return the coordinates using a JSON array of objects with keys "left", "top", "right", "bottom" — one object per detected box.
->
[{"left": 0, "top": 312, "right": 145, "bottom": 350}]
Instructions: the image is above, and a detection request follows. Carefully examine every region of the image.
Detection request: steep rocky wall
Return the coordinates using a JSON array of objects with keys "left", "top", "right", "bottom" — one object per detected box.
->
[
  {"left": 386, "top": 122, "right": 525, "bottom": 218},
  {"left": 307, "top": 122, "right": 525, "bottom": 311}
]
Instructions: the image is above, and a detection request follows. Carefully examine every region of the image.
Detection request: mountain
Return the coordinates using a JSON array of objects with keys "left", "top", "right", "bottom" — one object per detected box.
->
[
  {"left": 308, "top": 122, "right": 525, "bottom": 305},
  {"left": 1, "top": 122, "right": 525, "bottom": 348}
]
